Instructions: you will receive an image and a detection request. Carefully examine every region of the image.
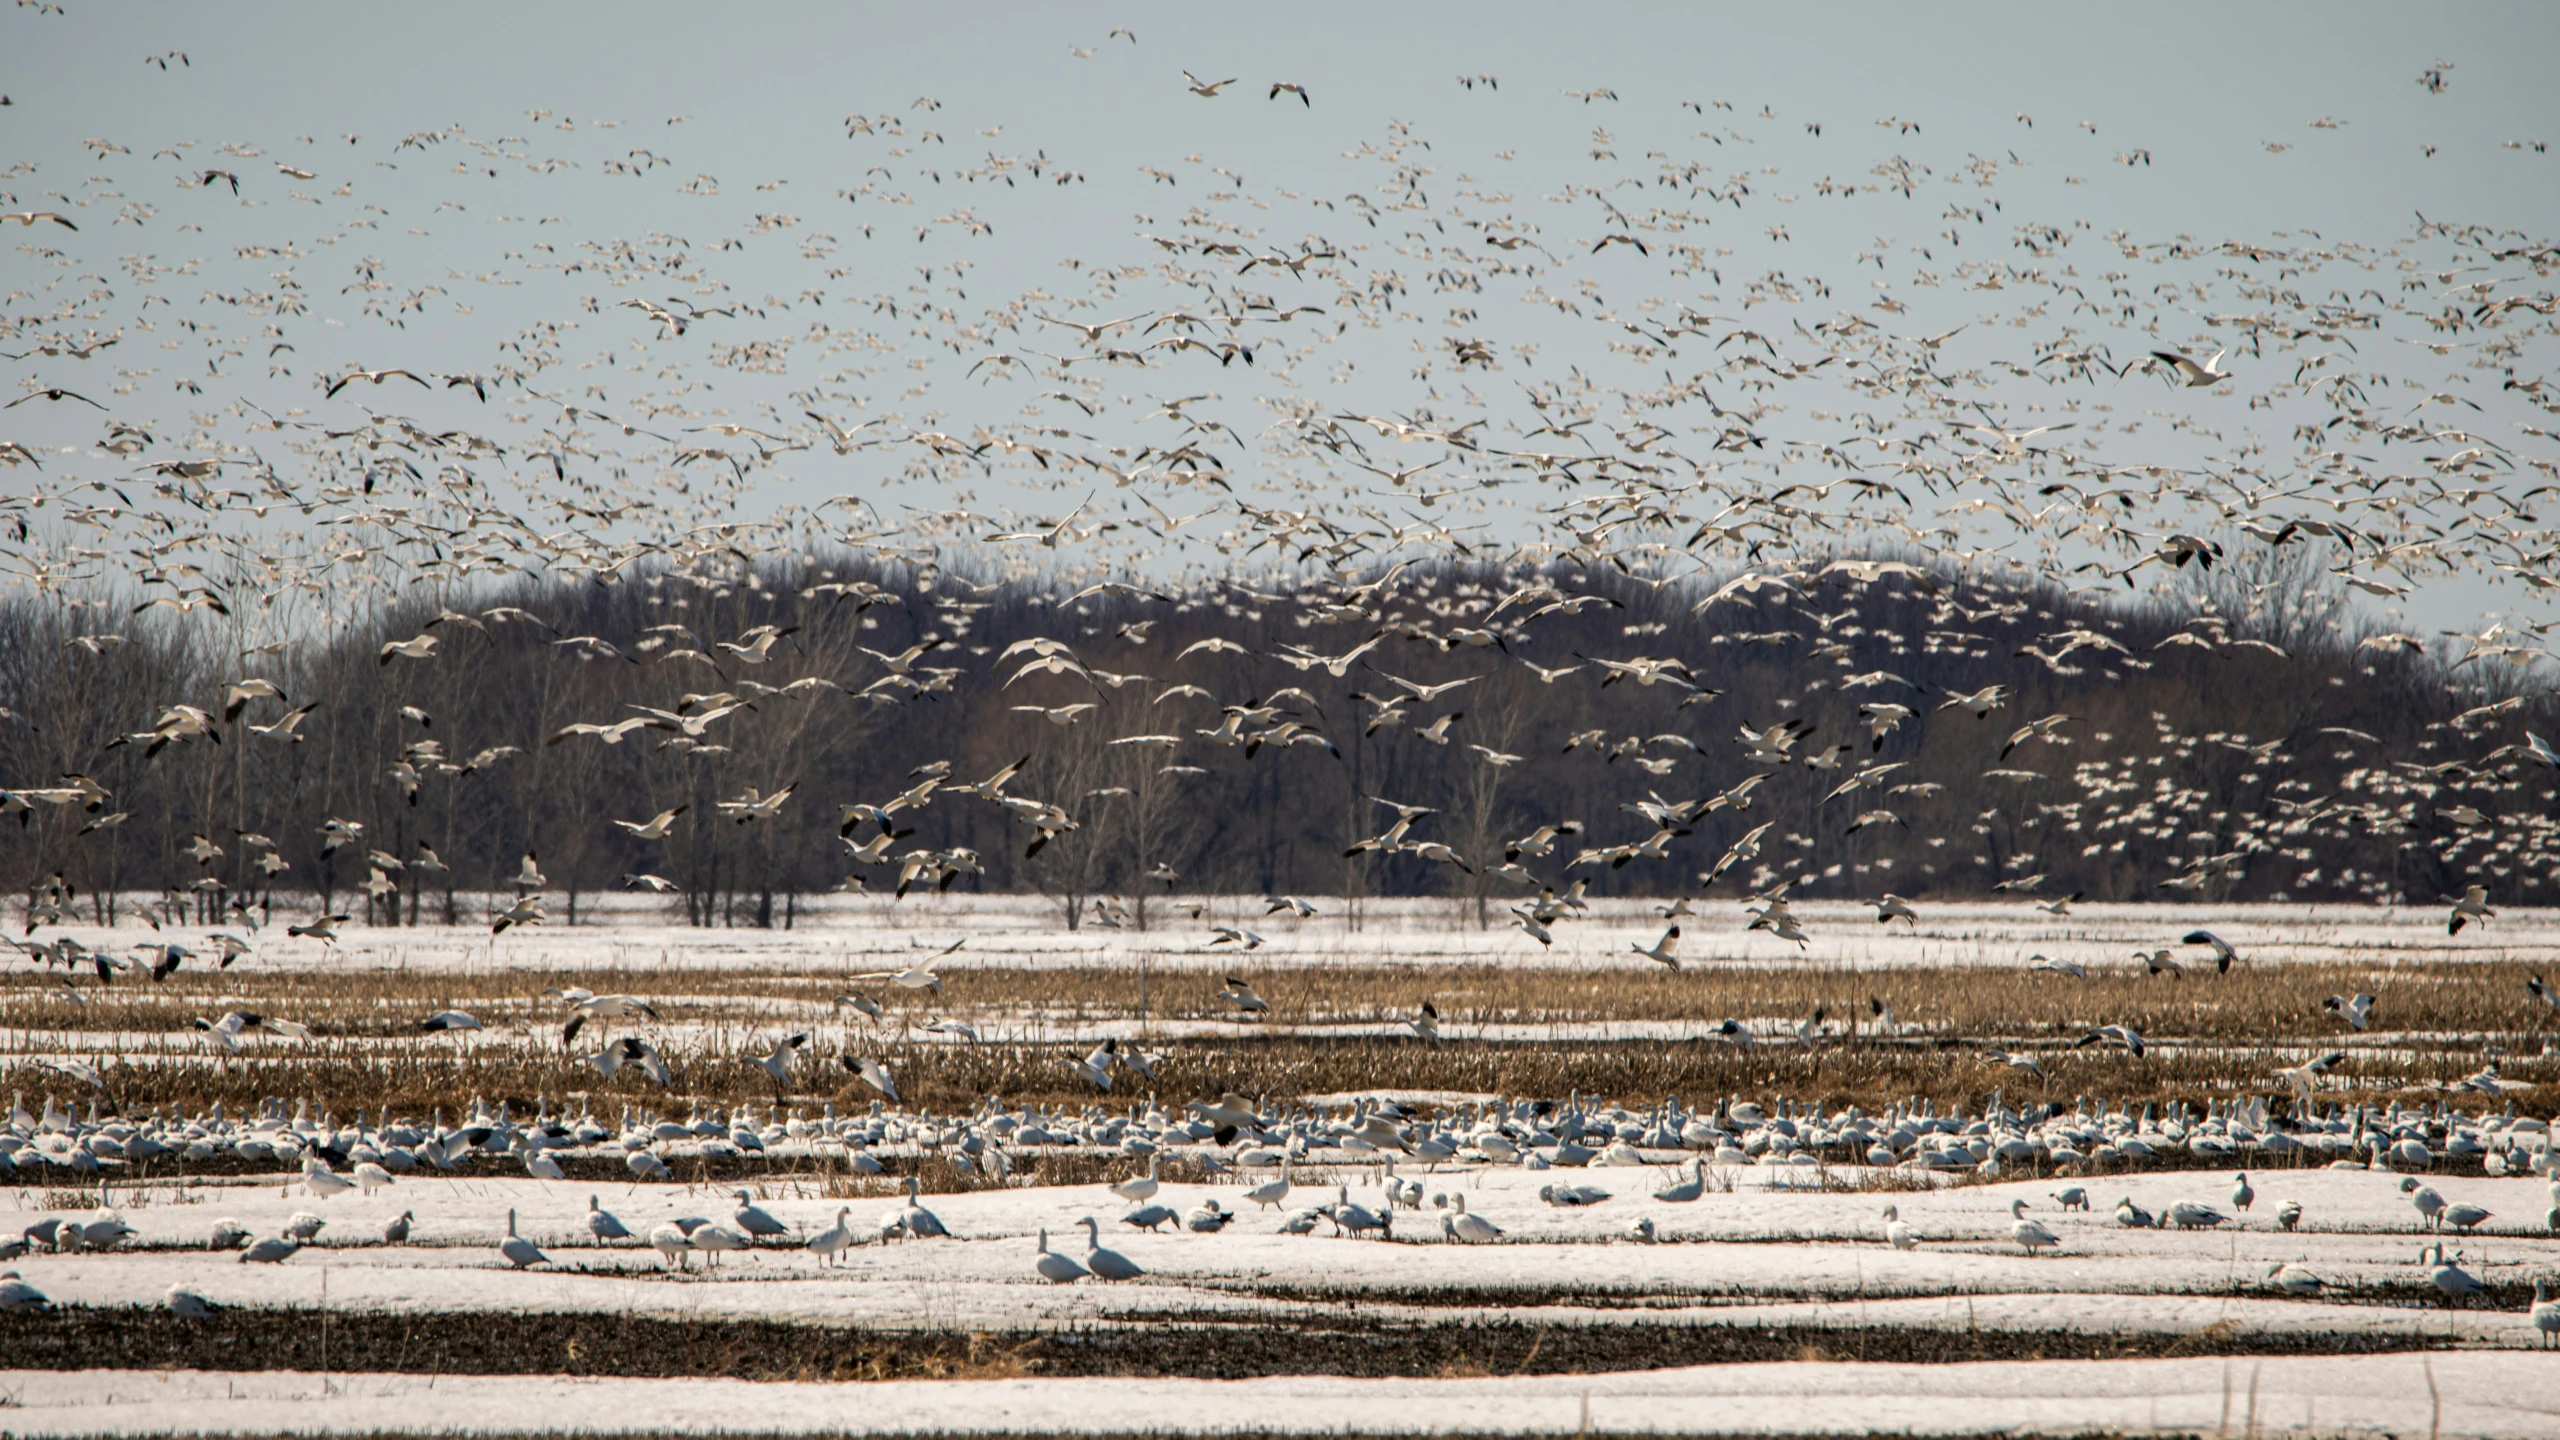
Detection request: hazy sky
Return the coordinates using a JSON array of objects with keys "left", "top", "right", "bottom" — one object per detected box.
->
[{"left": 3, "top": 3, "right": 2555, "bottom": 630}]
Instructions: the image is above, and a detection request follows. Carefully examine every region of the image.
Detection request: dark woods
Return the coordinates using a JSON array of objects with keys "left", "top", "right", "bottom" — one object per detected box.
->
[{"left": 0, "top": 550, "right": 2534, "bottom": 930}]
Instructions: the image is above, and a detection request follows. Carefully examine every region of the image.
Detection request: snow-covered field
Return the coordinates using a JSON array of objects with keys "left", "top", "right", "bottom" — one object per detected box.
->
[
  {"left": 9, "top": 1352, "right": 2560, "bottom": 1439},
  {"left": 8, "top": 899, "right": 2560, "bottom": 1434},
  {"left": 24, "top": 893, "right": 2560, "bottom": 975}
]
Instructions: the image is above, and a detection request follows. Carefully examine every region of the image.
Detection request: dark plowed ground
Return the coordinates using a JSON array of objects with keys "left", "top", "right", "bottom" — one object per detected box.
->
[{"left": 0, "top": 1308, "right": 2474, "bottom": 1381}]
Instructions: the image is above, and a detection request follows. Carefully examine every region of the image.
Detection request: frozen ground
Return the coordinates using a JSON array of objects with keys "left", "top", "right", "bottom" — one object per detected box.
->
[
  {"left": 5, "top": 1166, "right": 2557, "bottom": 1341},
  {"left": 3, "top": 1352, "right": 2556, "bottom": 1438},
  {"left": 21, "top": 895, "right": 2560, "bottom": 975}
]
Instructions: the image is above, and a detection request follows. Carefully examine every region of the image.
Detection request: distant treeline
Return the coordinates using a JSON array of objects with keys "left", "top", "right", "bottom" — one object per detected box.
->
[{"left": 0, "top": 550, "right": 2536, "bottom": 928}]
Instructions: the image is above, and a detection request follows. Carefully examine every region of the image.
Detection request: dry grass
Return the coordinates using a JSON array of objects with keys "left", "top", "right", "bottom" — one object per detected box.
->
[{"left": 2, "top": 952, "right": 2550, "bottom": 1119}]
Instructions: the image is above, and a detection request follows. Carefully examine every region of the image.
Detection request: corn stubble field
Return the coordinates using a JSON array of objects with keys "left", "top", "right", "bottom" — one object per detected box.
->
[{"left": 5, "top": 899, "right": 2551, "bottom": 1120}]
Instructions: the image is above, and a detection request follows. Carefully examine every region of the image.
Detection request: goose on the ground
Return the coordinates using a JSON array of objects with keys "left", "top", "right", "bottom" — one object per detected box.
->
[
  {"left": 1109, "top": 1156, "right": 1161, "bottom": 1204},
  {"left": 2276, "top": 1199, "right": 2303, "bottom": 1232},
  {"left": 807, "top": 1207, "right": 856, "bottom": 1267},
  {"left": 166, "top": 1284, "right": 218, "bottom": 1319},
  {"left": 2265, "top": 1262, "right": 2325, "bottom": 1296},
  {"left": 239, "top": 1235, "right": 300, "bottom": 1264},
  {"left": 2532, "top": 1279, "right": 2560, "bottom": 1348},
  {"left": 1653, "top": 1158, "right": 1706, "bottom": 1203},
  {"left": 732, "top": 1191, "right": 789, "bottom": 1242},
  {"left": 383, "top": 1211, "right": 414, "bottom": 1245},
  {"left": 1033, "top": 1227, "right": 1089, "bottom": 1283},
  {"left": 499, "top": 1208, "right": 548, "bottom": 1269},
  {"left": 646, "top": 1221, "right": 692, "bottom": 1270},
  {"left": 0, "top": 1271, "right": 49, "bottom": 1310},
  {"left": 1080, "top": 1216, "right": 1145, "bottom": 1279},
  {"left": 1243, "top": 1165, "right": 1292, "bottom": 1211},
  {"left": 1882, "top": 1204, "right": 1920, "bottom": 1250},
  {"left": 2010, "top": 1198, "right": 2059, "bottom": 1255},
  {"left": 587, "top": 1196, "right": 631, "bottom": 1243},
  {"left": 1444, "top": 1193, "right": 1502, "bottom": 1242}
]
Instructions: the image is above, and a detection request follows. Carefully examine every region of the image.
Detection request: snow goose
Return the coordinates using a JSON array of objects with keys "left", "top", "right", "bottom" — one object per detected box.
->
[
  {"left": 1653, "top": 1159, "right": 1706, "bottom": 1203},
  {"left": 887, "top": 1175, "right": 948, "bottom": 1240},
  {"left": 646, "top": 1221, "right": 692, "bottom": 1270},
  {"left": 2265, "top": 1262, "right": 2325, "bottom": 1296},
  {"left": 2009, "top": 1198, "right": 2059, "bottom": 1255},
  {"left": 688, "top": 1221, "right": 751, "bottom": 1267},
  {"left": 731, "top": 1191, "right": 789, "bottom": 1243},
  {"left": 2230, "top": 1172, "right": 2255, "bottom": 1213},
  {"left": 2051, "top": 1187, "right": 2090, "bottom": 1212},
  {"left": 1032, "top": 1227, "right": 1089, "bottom": 1284},
  {"left": 0, "top": 1271, "right": 49, "bottom": 1310},
  {"left": 239, "top": 1234, "right": 300, "bottom": 1264},
  {"left": 2165, "top": 1200, "right": 2228, "bottom": 1230},
  {"left": 1444, "top": 1193, "right": 1501, "bottom": 1243},
  {"left": 2425, "top": 1243, "right": 2484, "bottom": 1299},
  {"left": 1625, "top": 1217, "right": 1658, "bottom": 1243},
  {"left": 1120, "top": 1203, "right": 1175, "bottom": 1231},
  {"left": 166, "top": 1284, "right": 218, "bottom": 1319},
  {"left": 2445, "top": 1201, "right": 2493, "bottom": 1233},
  {"left": 301, "top": 1158, "right": 356, "bottom": 1200},
  {"left": 1538, "top": 1181, "right": 1610, "bottom": 1207},
  {"left": 1109, "top": 1157, "right": 1161, "bottom": 1204},
  {"left": 586, "top": 1196, "right": 631, "bottom": 1244},
  {"left": 2276, "top": 1199, "right": 2302, "bottom": 1231},
  {"left": 1185, "top": 1199, "right": 1234, "bottom": 1232},
  {"left": 1080, "top": 1216, "right": 1145, "bottom": 1279},
  {"left": 499, "top": 1208, "right": 548, "bottom": 1269},
  {"left": 1242, "top": 1165, "right": 1292, "bottom": 1211},
  {"left": 1882, "top": 1205, "right": 1920, "bottom": 1250},
  {"left": 383, "top": 1210, "right": 414, "bottom": 1245},
  {"left": 2532, "top": 1279, "right": 2560, "bottom": 1348},
  {"left": 1325, "top": 1186, "right": 1391, "bottom": 1238},
  {"left": 2402, "top": 1177, "right": 2448, "bottom": 1229},
  {"left": 807, "top": 1208, "right": 856, "bottom": 1267},
  {"left": 209, "top": 1218, "right": 251, "bottom": 1250},
  {"left": 352, "top": 1161, "right": 395, "bottom": 1196}
]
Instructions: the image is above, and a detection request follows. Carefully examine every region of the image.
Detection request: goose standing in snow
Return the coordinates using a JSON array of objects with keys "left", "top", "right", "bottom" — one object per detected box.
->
[
  {"left": 166, "top": 1284, "right": 218, "bottom": 1319},
  {"left": 2230, "top": 1173, "right": 2255, "bottom": 1213},
  {"left": 239, "top": 1234, "right": 300, "bottom": 1265},
  {"left": 1080, "top": 1216, "right": 1145, "bottom": 1279},
  {"left": 2009, "top": 1198, "right": 2059, "bottom": 1256},
  {"left": 1443, "top": 1193, "right": 1502, "bottom": 1243},
  {"left": 2275, "top": 1199, "right": 2302, "bottom": 1232},
  {"left": 2424, "top": 1243, "right": 2484, "bottom": 1300},
  {"left": 646, "top": 1221, "right": 693, "bottom": 1271},
  {"left": 2532, "top": 1279, "right": 2560, "bottom": 1348},
  {"left": 587, "top": 1196, "right": 632, "bottom": 1244},
  {"left": 1242, "top": 1165, "right": 1292, "bottom": 1211},
  {"left": 688, "top": 1221, "right": 751, "bottom": 1268},
  {"left": 807, "top": 1208, "right": 856, "bottom": 1267},
  {"left": 1652, "top": 1158, "right": 1706, "bottom": 1203},
  {"left": 1882, "top": 1205, "right": 1920, "bottom": 1250},
  {"left": 2402, "top": 1177, "right": 2448, "bottom": 1230},
  {"left": 1033, "top": 1227, "right": 1089, "bottom": 1284},
  {"left": 1109, "top": 1157, "right": 1161, "bottom": 1204},
  {"left": 0, "top": 1272, "right": 49, "bottom": 1310},
  {"left": 499, "top": 1208, "right": 548, "bottom": 1269},
  {"left": 383, "top": 1211, "right": 414, "bottom": 1245},
  {"left": 2265, "top": 1262, "right": 2325, "bottom": 1296},
  {"left": 885, "top": 1175, "right": 948, "bottom": 1240},
  {"left": 731, "top": 1191, "right": 789, "bottom": 1244}
]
